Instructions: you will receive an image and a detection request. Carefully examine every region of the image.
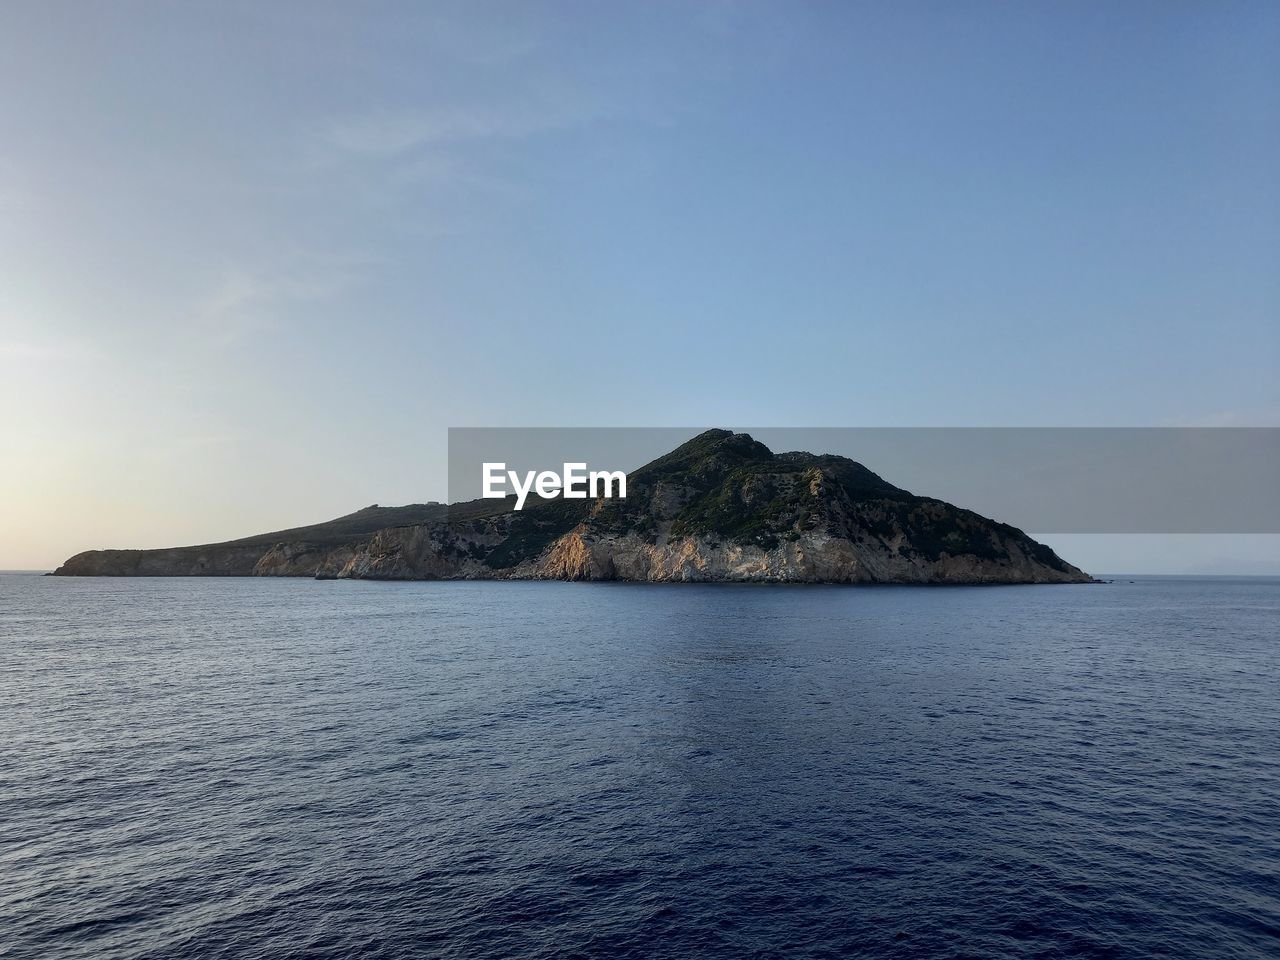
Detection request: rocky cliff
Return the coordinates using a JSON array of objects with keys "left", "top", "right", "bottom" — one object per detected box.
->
[{"left": 52, "top": 430, "right": 1090, "bottom": 584}]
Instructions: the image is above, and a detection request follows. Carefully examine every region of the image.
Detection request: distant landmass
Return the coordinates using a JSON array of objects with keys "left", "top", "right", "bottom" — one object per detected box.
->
[{"left": 52, "top": 430, "right": 1090, "bottom": 583}]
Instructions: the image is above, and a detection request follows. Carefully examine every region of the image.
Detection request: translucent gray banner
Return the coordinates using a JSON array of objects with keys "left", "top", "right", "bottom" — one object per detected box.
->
[{"left": 447, "top": 428, "right": 1280, "bottom": 533}]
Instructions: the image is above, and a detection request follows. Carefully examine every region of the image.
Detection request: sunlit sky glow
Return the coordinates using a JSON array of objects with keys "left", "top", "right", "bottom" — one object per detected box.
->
[{"left": 2, "top": 1, "right": 1277, "bottom": 571}]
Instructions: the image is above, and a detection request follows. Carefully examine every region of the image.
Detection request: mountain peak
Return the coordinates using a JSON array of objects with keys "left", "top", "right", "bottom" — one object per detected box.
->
[{"left": 634, "top": 429, "right": 774, "bottom": 481}]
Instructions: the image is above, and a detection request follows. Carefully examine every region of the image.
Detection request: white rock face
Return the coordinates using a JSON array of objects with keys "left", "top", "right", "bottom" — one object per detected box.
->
[
  {"left": 521, "top": 530, "right": 1086, "bottom": 584},
  {"left": 323, "top": 523, "right": 1089, "bottom": 585}
]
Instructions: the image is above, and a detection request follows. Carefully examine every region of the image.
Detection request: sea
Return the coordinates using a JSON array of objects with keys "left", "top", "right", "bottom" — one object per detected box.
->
[{"left": 1, "top": 574, "right": 1277, "bottom": 959}]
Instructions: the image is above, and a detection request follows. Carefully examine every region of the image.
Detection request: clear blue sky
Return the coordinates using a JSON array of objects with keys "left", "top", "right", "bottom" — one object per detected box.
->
[{"left": 1, "top": 1, "right": 1277, "bottom": 570}]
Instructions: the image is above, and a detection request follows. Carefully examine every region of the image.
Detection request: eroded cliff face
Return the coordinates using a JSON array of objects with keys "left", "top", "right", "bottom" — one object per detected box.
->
[
  {"left": 51, "top": 430, "right": 1091, "bottom": 584},
  {"left": 324, "top": 524, "right": 1087, "bottom": 584},
  {"left": 520, "top": 528, "right": 1085, "bottom": 583},
  {"left": 254, "top": 543, "right": 359, "bottom": 578}
]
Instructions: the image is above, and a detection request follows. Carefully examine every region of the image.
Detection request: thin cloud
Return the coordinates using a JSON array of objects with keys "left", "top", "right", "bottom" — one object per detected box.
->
[
  {"left": 0, "top": 334, "right": 93, "bottom": 363},
  {"left": 189, "top": 261, "right": 367, "bottom": 349},
  {"left": 322, "top": 86, "right": 600, "bottom": 158}
]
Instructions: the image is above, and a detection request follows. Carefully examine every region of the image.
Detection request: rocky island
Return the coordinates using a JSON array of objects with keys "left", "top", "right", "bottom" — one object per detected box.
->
[{"left": 52, "top": 430, "right": 1089, "bottom": 583}]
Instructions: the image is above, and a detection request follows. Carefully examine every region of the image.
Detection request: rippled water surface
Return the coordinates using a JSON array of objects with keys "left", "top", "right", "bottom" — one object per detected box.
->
[{"left": 2, "top": 575, "right": 1278, "bottom": 959}]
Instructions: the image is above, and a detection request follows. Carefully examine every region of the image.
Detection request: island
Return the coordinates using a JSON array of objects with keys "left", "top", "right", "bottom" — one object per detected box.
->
[{"left": 51, "top": 430, "right": 1090, "bottom": 584}]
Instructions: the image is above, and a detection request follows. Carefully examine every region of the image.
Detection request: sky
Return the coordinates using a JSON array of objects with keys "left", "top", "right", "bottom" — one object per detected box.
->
[{"left": 1, "top": 1, "right": 1277, "bottom": 571}]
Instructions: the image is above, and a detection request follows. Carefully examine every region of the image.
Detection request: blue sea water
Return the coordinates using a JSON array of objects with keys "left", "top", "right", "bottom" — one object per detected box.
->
[{"left": 1, "top": 574, "right": 1277, "bottom": 960}]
